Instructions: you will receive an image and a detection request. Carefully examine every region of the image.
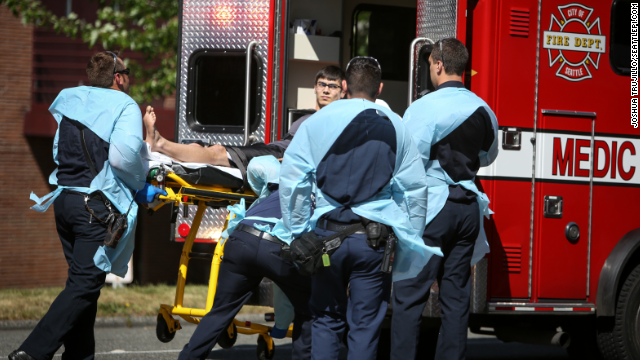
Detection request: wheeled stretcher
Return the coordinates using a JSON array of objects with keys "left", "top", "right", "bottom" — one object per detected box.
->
[{"left": 147, "top": 163, "right": 290, "bottom": 359}]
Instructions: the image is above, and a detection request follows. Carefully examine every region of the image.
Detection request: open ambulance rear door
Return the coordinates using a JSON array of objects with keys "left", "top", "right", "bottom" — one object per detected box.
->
[{"left": 173, "top": 0, "right": 287, "bottom": 243}]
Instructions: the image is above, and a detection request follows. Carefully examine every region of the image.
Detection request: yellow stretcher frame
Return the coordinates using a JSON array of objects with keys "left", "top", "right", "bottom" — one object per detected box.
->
[{"left": 150, "top": 171, "right": 292, "bottom": 357}]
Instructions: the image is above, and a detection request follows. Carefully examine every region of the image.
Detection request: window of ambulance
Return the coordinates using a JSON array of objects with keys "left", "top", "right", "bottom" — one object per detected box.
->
[
  {"left": 186, "top": 49, "right": 263, "bottom": 134},
  {"left": 610, "top": 0, "right": 633, "bottom": 75},
  {"left": 351, "top": 4, "right": 417, "bottom": 82}
]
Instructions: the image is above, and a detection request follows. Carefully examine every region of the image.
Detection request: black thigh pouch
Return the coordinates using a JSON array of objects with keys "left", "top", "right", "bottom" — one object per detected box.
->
[
  {"left": 82, "top": 192, "right": 132, "bottom": 249},
  {"left": 288, "top": 224, "right": 362, "bottom": 277}
]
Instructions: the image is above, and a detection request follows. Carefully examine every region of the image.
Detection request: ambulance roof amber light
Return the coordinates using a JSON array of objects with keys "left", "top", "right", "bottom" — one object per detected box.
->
[{"left": 213, "top": 5, "right": 235, "bottom": 27}]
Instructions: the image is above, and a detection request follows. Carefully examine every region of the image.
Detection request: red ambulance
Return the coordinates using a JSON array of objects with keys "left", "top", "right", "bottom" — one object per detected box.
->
[{"left": 171, "top": 0, "right": 638, "bottom": 358}]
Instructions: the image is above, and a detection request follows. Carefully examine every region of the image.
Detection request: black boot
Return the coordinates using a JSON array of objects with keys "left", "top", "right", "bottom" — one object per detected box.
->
[{"left": 8, "top": 350, "right": 36, "bottom": 360}]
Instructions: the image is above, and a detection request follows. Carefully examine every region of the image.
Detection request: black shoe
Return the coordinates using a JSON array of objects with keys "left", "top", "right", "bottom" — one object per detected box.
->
[{"left": 8, "top": 350, "right": 36, "bottom": 360}]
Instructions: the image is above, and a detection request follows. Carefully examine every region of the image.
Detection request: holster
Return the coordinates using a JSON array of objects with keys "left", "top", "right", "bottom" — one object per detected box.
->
[
  {"left": 104, "top": 213, "right": 128, "bottom": 249},
  {"left": 361, "top": 217, "right": 389, "bottom": 249}
]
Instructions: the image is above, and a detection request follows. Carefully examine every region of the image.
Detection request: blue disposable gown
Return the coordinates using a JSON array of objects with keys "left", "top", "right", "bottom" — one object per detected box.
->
[
  {"left": 221, "top": 155, "right": 282, "bottom": 240},
  {"left": 271, "top": 99, "right": 441, "bottom": 282},
  {"left": 29, "top": 86, "right": 146, "bottom": 277},
  {"left": 403, "top": 87, "right": 499, "bottom": 265},
  {"left": 247, "top": 155, "right": 281, "bottom": 207}
]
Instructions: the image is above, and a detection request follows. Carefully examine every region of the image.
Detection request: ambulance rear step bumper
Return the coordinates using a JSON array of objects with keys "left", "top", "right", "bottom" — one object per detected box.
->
[{"left": 488, "top": 302, "right": 595, "bottom": 314}]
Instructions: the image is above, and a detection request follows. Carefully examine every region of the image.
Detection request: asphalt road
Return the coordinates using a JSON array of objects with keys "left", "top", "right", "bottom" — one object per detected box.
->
[{"left": 0, "top": 321, "right": 572, "bottom": 360}]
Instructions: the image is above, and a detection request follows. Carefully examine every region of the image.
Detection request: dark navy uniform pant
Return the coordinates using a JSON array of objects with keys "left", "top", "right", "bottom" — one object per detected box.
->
[
  {"left": 178, "top": 230, "right": 313, "bottom": 360},
  {"left": 390, "top": 200, "right": 480, "bottom": 360},
  {"left": 19, "top": 191, "right": 108, "bottom": 360},
  {"left": 310, "top": 228, "right": 391, "bottom": 360}
]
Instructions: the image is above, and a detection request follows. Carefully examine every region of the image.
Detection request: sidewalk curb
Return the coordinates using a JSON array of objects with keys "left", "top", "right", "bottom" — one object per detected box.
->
[{"left": 0, "top": 313, "right": 269, "bottom": 331}]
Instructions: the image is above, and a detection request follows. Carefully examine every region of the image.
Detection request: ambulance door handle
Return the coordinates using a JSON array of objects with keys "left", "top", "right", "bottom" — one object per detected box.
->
[
  {"left": 244, "top": 41, "right": 258, "bottom": 146},
  {"left": 543, "top": 195, "right": 563, "bottom": 218},
  {"left": 408, "top": 37, "right": 434, "bottom": 107},
  {"left": 502, "top": 128, "right": 521, "bottom": 150}
]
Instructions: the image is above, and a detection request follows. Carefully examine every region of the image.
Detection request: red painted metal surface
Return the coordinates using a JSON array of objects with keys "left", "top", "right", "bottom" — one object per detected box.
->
[
  {"left": 484, "top": 179, "right": 532, "bottom": 299},
  {"left": 275, "top": 0, "right": 289, "bottom": 142},
  {"left": 469, "top": 0, "right": 637, "bottom": 307},
  {"left": 263, "top": 0, "right": 277, "bottom": 144}
]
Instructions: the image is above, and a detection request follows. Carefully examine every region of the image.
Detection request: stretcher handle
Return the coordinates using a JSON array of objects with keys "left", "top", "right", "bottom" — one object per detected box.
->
[
  {"left": 244, "top": 41, "right": 258, "bottom": 146},
  {"left": 408, "top": 37, "right": 434, "bottom": 107}
]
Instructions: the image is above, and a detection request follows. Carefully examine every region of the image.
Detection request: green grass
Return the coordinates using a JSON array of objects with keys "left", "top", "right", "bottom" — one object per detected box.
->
[{"left": 0, "top": 285, "right": 272, "bottom": 321}]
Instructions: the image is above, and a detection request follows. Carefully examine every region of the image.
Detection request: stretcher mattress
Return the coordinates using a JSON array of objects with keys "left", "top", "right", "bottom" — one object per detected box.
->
[
  {"left": 142, "top": 143, "right": 244, "bottom": 188},
  {"left": 171, "top": 164, "right": 243, "bottom": 188}
]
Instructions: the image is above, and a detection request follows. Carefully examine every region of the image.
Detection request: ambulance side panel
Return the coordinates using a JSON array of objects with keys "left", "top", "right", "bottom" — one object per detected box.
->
[
  {"left": 471, "top": 0, "right": 539, "bottom": 301},
  {"left": 473, "top": 0, "right": 639, "bottom": 307},
  {"left": 533, "top": 0, "right": 638, "bottom": 305}
]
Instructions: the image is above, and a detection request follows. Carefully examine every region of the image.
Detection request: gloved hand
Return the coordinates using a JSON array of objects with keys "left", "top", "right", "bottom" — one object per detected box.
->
[{"left": 135, "top": 183, "right": 167, "bottom": 204}]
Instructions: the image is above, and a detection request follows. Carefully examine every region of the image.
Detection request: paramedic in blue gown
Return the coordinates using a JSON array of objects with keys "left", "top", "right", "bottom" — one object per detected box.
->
[
  {"left": 10, "top": 52, "right": 164, "bottom": 360},
  {"left": 390, "top": 38, "right": 499, "bottom": 360},
  {"left": 277, "top": 57, "right": 436, "bottom": 360},
  {"left": 177, "top": 156, "right": 313, "bottom": 360}
]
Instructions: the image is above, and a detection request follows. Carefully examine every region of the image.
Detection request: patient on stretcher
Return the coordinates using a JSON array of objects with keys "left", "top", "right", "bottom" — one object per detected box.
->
[
  {"left": 143, "top": 106, "right": 298, "bottom": 170},
  {"left": 143, "top": 65, "right": 346, "bottom": 171},
  {"left": 143, "top": 106, "right": 292, "bottom": 189}
]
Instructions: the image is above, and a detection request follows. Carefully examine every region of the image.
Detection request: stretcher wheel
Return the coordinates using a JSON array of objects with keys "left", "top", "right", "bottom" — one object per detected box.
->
[
  {"left": 217, "top": 323, "right": 237, "bottom": 349},
  {"left": 156, "top": 314, "right": 176, "bottom": 343},
  {"left": 256, "top": 335, "right": 275, "bottom": 360}
]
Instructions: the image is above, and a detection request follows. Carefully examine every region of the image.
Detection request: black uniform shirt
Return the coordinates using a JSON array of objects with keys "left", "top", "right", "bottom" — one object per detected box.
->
[
  {"left": 317, "top": 108, "right": 397, "bottom": 224},
  {"left": 56, "top": 117, "right": 110, "bottom": 187},
  {"left": 429, "top": 81, "right": 495, "bottom": 202}
]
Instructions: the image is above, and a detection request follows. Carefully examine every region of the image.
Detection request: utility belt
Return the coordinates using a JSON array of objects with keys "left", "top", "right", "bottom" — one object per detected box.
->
[
  {"left": 64, "top": 189, "right": 132, "bottom": 249},
  {"left": 317, "top": 219, "right": 389, "bottom": 249},
  {"left": 235, "top": 224, "right": 293, "bottom": 259},
  {"left": 287, "top": 218, "right": 397, "bottom": 276},
  {"left": 236, "top": 224, "right": 286, "bottom": 245}
]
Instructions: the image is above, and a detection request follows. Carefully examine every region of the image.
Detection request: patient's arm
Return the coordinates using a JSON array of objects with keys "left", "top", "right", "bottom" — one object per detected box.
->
[{"left": 143, "top": 106, "right": 231, "bottom": 166}]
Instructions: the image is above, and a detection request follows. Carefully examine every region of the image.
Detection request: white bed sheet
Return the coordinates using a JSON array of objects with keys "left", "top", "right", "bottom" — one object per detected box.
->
[{"left": 141, "top": 143, "right": 243, "bottom": 180}]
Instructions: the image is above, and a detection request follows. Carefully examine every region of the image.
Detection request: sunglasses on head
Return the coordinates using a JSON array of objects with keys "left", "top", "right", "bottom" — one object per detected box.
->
[
  {"left": 105, "top": 51, "right": 130, "bottom": 76},
  {"left": 346, "top": 56, "right": 382, "bottom": 72},
  {"left": 436, "top": 38, "right": 451, "bottom": 69}
]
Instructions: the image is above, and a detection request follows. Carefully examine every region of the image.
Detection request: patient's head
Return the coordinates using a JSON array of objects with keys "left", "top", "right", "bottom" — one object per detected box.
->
[{"left": 313, "top": 65, "right": 345, "bottom": 110}]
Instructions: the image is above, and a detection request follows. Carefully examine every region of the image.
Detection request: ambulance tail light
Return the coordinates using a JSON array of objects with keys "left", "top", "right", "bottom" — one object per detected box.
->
[
  {"left": 178, "top": 223, "right": 191, "bottom": 238},
  {"left": 175, "top": 222, "right": 218, "bottom": 244}
]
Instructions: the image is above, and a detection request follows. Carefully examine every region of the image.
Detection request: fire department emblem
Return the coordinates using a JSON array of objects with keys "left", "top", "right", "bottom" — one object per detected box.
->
[{"left": 543, "top": 3, "right": 606, "bottom": 81}]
